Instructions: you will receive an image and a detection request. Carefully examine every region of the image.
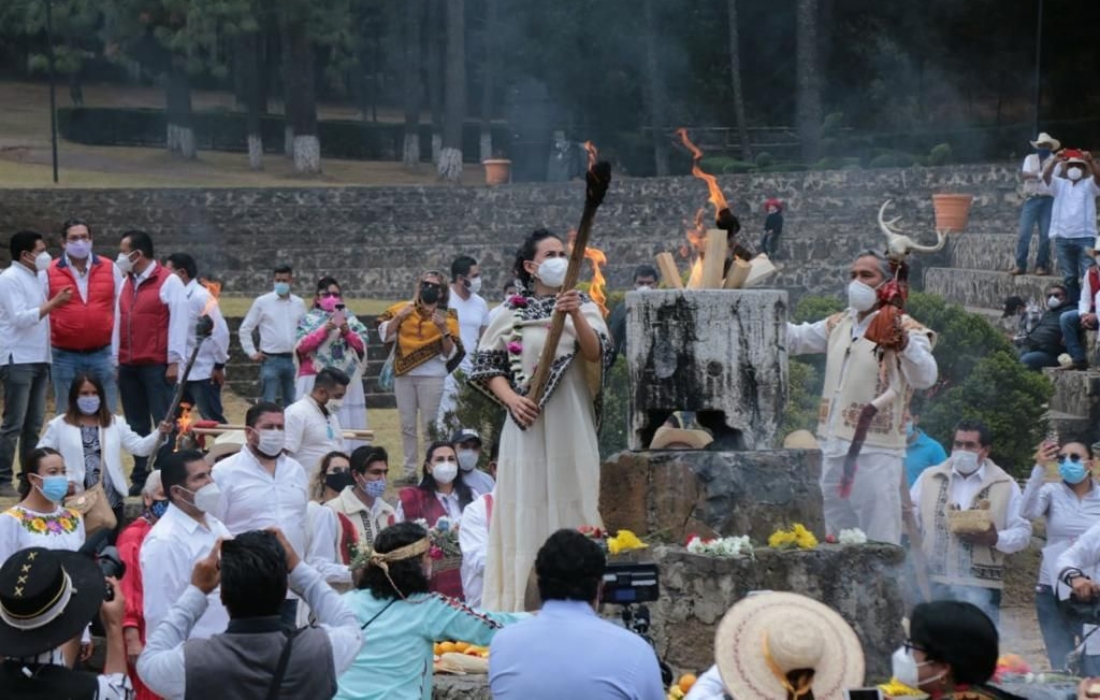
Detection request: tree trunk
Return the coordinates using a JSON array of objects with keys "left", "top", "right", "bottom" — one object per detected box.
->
[
  {"left": 795, "top": 0, "right": 822, "bottom": 163},
  {"left": 642, "top": 0, "right": 669, "bottom": 176},
  {"left": 479, "top": 0, "right": 497, "bottom": 163},
  {"left": 402, "top": 0, "right": 424, "bottom": 169},
  {"left": 166, "top": 62, "right": 196, "bottom": 160},
  {"left": 727, "top": 0, "right": 752, "bottom": 161},
  {"left": 437, "top": 0, "right": 466, "bottom": 182},
  {"left": 426, "top": 0, "right": 444, "bottom": 164},
  {"left": 283, "top": 16, "right": 320, "bottom": 174},
  {"left": 239, "top": 30, "right": 264, "bottom": 170},
  {"left": 280, "top": 18, "right": 295, "bottom": 158}
]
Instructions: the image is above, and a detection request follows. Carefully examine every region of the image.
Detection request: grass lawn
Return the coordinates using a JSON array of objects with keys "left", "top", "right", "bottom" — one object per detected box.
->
[{"left": 218, "top": 296, "right": 399, "bottom": 317}]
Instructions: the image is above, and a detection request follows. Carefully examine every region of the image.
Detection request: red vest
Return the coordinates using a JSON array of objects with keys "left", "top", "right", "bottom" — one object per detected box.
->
[
  {"left": 398, "top": 487, "right": 448, "bottom": 526},
  {"left": 1089, "top": 268, "right": 1100, "bottom": 314},
  {"left": 119, "top": 265, "right": 171, "bottom": 366},
  {"left": 47, "top": 256, "right": 116, "bottom": 352}
]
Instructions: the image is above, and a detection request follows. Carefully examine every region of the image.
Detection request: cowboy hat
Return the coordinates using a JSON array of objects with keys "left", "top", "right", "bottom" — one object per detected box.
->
[
  {"left": 0, "top": 548, "right": 105, "bottom": 658},
  {"left": 205, "top": 430, "right": 246, "bottom": 463},
  {"left": 650, "top": 426, "right": 713, "bottom": 450},
  {"left": 715, "top": 591, "right": 865, "bottom": 700},
  {"left": 1030, "top": 132, "right": 1061, "bottom": 151}
]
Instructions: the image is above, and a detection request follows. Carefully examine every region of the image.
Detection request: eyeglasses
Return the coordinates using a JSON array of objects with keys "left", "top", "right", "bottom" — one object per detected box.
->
[
  {"left": 1049, "top": 292, "right": 1066, "bottom": 299},
  {"left": 320, "top": 291, "right": 342, "bottom": 298},
  {"left": 420, "top": 282, "right": 441, "bottom": 290},
  {"left": 1058, "top": 453, "right": 1086, "bottom": 463},
  {"left": 903, "top": 641, "right": 927, "bottom": 655}
]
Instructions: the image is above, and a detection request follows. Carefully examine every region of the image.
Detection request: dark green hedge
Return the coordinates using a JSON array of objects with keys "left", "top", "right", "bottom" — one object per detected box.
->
[{"left": 56, "top": 107, "right": 511, "bottom": 163}]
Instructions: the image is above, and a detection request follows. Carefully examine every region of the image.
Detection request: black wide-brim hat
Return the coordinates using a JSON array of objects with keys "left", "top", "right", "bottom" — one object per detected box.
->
[{"left": 0, "top": 547, "right": 105, "bottom": 658}]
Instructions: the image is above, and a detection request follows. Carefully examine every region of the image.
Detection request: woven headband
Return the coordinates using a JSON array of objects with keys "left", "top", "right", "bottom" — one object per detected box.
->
[{"left": 368, "top": 538, "right": 431, "bottom": 599}]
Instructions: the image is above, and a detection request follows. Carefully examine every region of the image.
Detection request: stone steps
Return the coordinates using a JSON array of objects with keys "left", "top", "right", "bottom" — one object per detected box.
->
[
  {"left": 924, "top": 268, "right": 1058, "bottom": 311},
  {"left": 949, "top": 232, "right": 1060, "bottom": 274}
]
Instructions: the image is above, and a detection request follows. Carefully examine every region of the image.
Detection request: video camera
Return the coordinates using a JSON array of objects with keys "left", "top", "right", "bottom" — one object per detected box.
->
[
  {"left": 602, "top": 562, "right": 671, "bottom": 687},
  {"left": 80, "top": 529, "right": 126, "bottom": 602}
]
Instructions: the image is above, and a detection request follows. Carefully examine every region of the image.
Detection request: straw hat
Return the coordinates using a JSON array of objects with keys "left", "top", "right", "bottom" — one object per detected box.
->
[
  {"left": 782, "top": 430, "right": 819, "bottom": 450},
  {"left": 715, "top": 591, "right": 865, "bottom": 700},
  {"left": 205, "top": 430, "right": 246, "bottom": 463},
  {"left": 1030, "top": 132, "right": 1061, "bottom": 151},
  {"left": 650, "top": 426, "right": 713, "bottom": 450}
]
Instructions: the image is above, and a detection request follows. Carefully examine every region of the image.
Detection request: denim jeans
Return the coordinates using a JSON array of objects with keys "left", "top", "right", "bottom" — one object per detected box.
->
[
  {"left": 1016, "top": 196, "right": 1054, "bottom": 270},
  {"left": 1020, "top": 350, "right": 1060, "bottom": 371},
  {"left": 1035, "top": 585, "right": 1080, "bottom": 671},
  {"left": 117, "top": 363, "right": 175, "bottom": 486},
  {"left": 1055, "top": 237, "right": 1096, "bottom": 304},
  {"left": 0, "top": 363, "right": 50, "bottom": 482},
  {"left": 260, "top": 355, "right": 297, "bottom": 407},
  {"left": 51, "top": 346, "right": 118, "bottom": 413},
  {"left": 1058, "top": 310, "right": 1089, "bottom": 363},
  {"left": 185, "top": 379, "right": 227, "bottom": 423}
]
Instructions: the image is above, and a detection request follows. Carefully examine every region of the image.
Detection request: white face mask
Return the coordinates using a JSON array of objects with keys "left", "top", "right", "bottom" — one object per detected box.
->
[
  {"left": 891, "top": 646, "right": 943, "bottom": 689},
  {"left": 1048, "top": 296, "right": 1063, "bottom": 309},
  {"left": 432, "top": 460, "right": 459, "bottom": 485},
  {"left": 466, "top": 276, "right": 482, "bottom": 295},
  {"left": 116, "top": 251, "right": 136, "bottom": 274},
  {"left": 327, "top": 398, "right": 344, "bottom": 412},
  {"left": 952, "top": 449, "right": 981, "bottom": 476},
  {"left": 635, "top": 284, "right": 654, "bottom": 292},
  {"left": 536, "top": 258, "right": 568, "bottom": 288},
  {"left": 456, "top": 449, "right": 479, "bottom": 472},
  {"left": 1067, "top": 167, "right": 1085, "bottom": 182},
  {"left": 30, "top": 251, "right": 52, "bottom": 272},
  {"left": 254, "top": 428, "right": 285, "bottom": 457},
  {"left": 183, "top": 482, "right": 223, "bottom": 514},
  {"left": 847, "top": 280, "right": 879, "bottom": 312}
]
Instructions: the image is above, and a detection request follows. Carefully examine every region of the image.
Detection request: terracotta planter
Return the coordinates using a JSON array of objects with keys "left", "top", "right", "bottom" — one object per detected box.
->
[
  {"left": 482, "top": 159, "right": 512, "bottom": 185},
  {"left": 932, "top": 194, "right": 973, "bottom": 232}
]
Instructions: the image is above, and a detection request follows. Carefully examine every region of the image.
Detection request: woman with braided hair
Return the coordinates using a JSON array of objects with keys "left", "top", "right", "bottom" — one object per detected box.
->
[{"left": 334, "top": 522, "right": 527, "bottom": 700}]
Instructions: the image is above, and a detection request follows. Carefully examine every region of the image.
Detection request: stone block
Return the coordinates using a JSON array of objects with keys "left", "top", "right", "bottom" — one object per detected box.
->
[
  {"left": 600, "top": 449, "right": 824, "bottom": 542},
  {"left": 924, "top": 267, "right": 1052, "bottom": 312},
  {"left": 626, "top": 289, "right": 788, "bottom": 450},
  {"left": 648, "top": 544, "right": 906, "bottom": 682},
  {"left": 1044, "top": 370, "right": 1100, "bottom": 444}
]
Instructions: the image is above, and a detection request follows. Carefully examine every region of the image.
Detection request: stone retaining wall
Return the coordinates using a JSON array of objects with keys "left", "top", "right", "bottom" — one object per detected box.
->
[{"left": 0, "top": 163, "right": 1022, "bottom": 304}]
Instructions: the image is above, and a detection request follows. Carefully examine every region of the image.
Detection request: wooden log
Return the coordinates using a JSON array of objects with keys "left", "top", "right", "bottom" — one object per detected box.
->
[
  {"left": 744, "top": 254, "right": 778, "bottom": 288},
  {"left": 723, "top": 258, "right": 752, "bottom": 289},
  {"left": 655, "top": 253, "right": 684, "bottom": 289},
  {"left": 700, "top": 229, "right": 728, "bottom": 289},
  {"left": 192, "top": 425, "right": 375, "bottom": 440}
]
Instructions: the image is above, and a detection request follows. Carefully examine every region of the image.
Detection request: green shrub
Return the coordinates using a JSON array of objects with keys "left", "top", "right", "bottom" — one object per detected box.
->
[
  {"left": 928, "top": 143, "right": 954, "bottom": 166},
  {"left": 754, "top": 151, "right": 775, "bottom": 168},
  {"left": 599, "top": 355, "right": 630, "bottom": 459},
  {"left": 782, "top": 292, "right": 1053, "bottom": 474},
  {"left": 433, "top": 371, "right": 507, "bottom": 454},
  {"left": 759, "top": 163, "right": 810, "bottom": 173},
  {"left": 699, "top": 156, "right": 757, "bottom": 174},
  {"left": 783, "top": 359, "right": 821, "bottom": 435},
  {"left": 868, "top": 151, "right": 917, "bottom": 168}
]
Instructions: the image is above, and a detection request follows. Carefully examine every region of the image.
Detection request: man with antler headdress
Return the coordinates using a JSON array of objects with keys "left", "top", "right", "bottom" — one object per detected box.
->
[{"left": 787, "top": 204, "right": 940, "bottom": 545}]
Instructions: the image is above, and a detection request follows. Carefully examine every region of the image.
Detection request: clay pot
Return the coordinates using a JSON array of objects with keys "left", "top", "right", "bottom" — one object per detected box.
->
[
  {"left": 482, "top": 159, "right": 512, "bottom": 186},
  {"left": 932, "top": 194, "right": 973, "bottom": 232}
]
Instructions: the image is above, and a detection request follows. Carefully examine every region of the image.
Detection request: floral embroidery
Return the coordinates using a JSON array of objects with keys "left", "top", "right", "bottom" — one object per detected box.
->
[{"left": 5, "top": 507, "right": 80, "bottom": 536}]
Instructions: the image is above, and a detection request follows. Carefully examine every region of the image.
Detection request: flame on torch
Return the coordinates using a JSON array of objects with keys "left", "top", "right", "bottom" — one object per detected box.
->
[
  {"left": 567, "top": 228, "right": 609, "bottom": 318},
  {"left": 200, "top": 279, "right": 222, "bottom": 317},
  {"left": 174, "top": 403, "right": 195, "bottom": 451},
  {"left": 676, "top": 128, "right": 730, "bottom": 221},
  {"left": 584, "top": 141, "right": 598, "bottom": 172}
]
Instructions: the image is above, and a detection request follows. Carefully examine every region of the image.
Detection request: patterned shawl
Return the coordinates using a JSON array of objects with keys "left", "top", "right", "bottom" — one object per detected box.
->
[{"left": 378, "top": 302, "right": 464, "bottom": 376}]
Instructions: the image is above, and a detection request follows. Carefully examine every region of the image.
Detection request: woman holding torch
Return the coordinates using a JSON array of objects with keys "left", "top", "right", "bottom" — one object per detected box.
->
[{"left": 470, "top": 228, "right": 613, "bottom": 611}]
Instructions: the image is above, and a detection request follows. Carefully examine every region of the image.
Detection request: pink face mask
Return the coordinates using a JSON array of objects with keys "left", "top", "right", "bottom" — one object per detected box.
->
[{"left": 318, "top": 296, "right": 339, "bottom": 313}]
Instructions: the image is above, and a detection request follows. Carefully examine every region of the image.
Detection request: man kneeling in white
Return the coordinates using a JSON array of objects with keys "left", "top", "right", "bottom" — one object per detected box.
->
[{"left": 459, "top": 445, "right": 499, "bottom": 607}]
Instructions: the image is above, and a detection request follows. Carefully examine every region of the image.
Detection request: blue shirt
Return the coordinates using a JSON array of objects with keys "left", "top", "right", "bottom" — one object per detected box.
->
[
  {"left": 905, "top": 430, "right": 947, "bottom": 487},
  {"left": 489, "top": 599, "right": 666, "bottom": 700}
]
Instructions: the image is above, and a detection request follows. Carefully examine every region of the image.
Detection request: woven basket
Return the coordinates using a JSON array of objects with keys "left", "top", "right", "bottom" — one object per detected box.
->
[{"left": 947, "top": 509, "right": 992, "bottom": 534}]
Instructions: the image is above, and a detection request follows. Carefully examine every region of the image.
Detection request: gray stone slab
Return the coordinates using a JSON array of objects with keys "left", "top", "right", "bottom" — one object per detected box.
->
[
  {"left": 625, "top": 290, "right": 788, "bottom": 451},
  {"left": 950, "top": 232, "right": 1061, "bottom": 274},
  {"left": 925, "top": 267, "right": 1056, "bottom": 311}
]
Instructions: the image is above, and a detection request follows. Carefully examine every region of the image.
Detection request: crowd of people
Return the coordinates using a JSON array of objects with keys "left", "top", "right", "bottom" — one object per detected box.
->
[{"left": 1008, "top": 135, "right": 1100, "bottom": 371}]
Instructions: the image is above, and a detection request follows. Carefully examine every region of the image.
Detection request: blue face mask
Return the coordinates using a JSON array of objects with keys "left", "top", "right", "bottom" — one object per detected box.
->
[
  {"left": 149, "top": 498, "right": 170, "bottom": 519},
  {"left": 37, "top": 475, "right": 69, "bottom": 503},
  {"left": 274, "top": 282, "right": 291, "bottom": 297},
  {"left": 1037, "top": 148, "right": 1052, "bottom": 158},
  {"left": 363, "top": 479, "right": 387, "bottom": 499},
  {"left": 1060, "top": 458, "right": 1090, "bottom": 485}
]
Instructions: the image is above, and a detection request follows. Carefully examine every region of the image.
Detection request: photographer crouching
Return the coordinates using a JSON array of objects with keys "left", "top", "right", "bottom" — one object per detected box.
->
[
  {"left": 0, "top": 546, "right": 131, "bottom": 698},
  {"left": 488, "top": 529, "right": 666, "bottom": 699}
]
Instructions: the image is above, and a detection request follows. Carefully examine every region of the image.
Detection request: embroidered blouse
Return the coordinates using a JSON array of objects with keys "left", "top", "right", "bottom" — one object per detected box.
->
[
  {"left": 295, "top": 307, "right": 370, "bottom": 378},
  {"left": 0, "top": 505, "right": 86, "bottom": 565}
]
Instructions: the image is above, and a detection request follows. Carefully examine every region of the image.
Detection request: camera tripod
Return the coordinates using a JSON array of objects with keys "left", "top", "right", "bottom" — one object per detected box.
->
[{"left": 619, "top": 604, "right": 674, "bottom": 689}]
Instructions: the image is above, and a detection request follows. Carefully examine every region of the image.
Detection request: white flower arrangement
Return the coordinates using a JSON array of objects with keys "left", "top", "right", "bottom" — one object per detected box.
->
[
  {"left": 685, "top": 535, "right": 754, "bottom": 558},
  {"left": 837, "top": 528, "right": 868, "bottom": 545}
]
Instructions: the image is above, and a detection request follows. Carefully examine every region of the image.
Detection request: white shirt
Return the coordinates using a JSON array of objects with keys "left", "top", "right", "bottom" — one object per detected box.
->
[
  {"left": 180, "top": 279, "right": 230, "bottom": 382},
  {"left": 449, "top": 287, "right": 490, "bottom": 372},
  {"left": 137, "top": 561, "right": 363, "bottom": 700},
  {"left": 238, "top": 291, "right": 307, "bottom": 356},
  {"left": 1078, "top": 273, "right": 1100, "bottom": 315},
  {"left": 284, "top": 396, "right": 345, "bottom": 476},
  {"left": 1021, "top": 153, "right": 1055, "bottom": 198},
  {"left": 909, "top": 458, "right": 1032, "bottom": 555},
  {"left": 684, "top": 665, "right": 727, "bottom": 700},
  {"left": 1022, "top": 466, "right": 1100, "bottom": 587},
  {"left": 1049, "top": 173, "right": 1100, "bottom": 240},
  {"left": 486, "top": 303, "right": 509, "bottom": 329},
  {"left": 786, "top": 308, "right": 939, "bottom": 458},
  {"left": 140, "top": 503, "right": 231, "bottom": 641},
  {"left": 0, "top": 262, "right": 50, "bottom": 365},
  {"left": 305, "top": 501, "right": 352, "bottom": 585},
  {"left": 212, "top": 447, "right": 310, "bottom": 567},
  {"left": 122, "top": 261, "right": 191, "bottom": 366},
  {"left": 459, "top": 490, "right": 493, "bottom": 608},
  {"left": 461, "top": 468, "right": 495, "bottom": 497}
]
